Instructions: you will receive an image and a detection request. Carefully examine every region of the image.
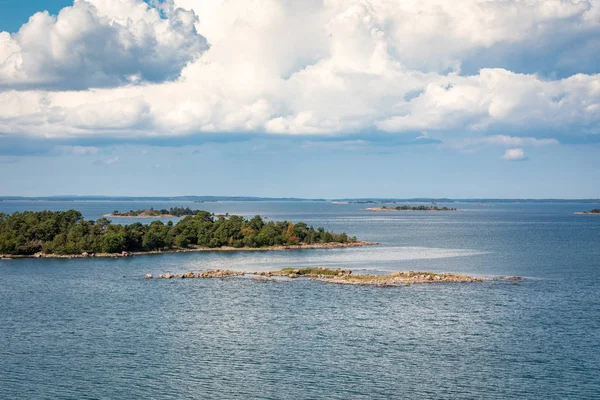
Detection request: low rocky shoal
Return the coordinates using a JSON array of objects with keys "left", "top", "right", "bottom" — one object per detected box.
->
[{"left": 144, "top": 267, "right": 523, "bottom": 287}]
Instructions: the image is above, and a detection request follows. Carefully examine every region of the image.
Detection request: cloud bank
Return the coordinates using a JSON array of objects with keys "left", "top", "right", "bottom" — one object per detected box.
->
[{"left": 0, "top": 0, "right": 599, "bottom": 150}]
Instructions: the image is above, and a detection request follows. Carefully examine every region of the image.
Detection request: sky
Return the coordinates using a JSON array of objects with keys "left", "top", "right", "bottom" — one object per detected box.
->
[{"left": 0, "top": 0, "right": 599, "bottom": 198}]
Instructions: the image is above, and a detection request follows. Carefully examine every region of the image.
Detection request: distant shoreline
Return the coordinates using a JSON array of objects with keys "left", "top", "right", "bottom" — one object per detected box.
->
[
  {"left": 0, "top": 241, "right": 375, "bottom": 260},
  {"left": 2, "top": 196, "right": 600, "bottom": 204},
  {"left": 365, "top": 207, "right": 458, "bottom": 212},
  {"left": 574, "top": 212, "right": 600, "bottom": 215}
]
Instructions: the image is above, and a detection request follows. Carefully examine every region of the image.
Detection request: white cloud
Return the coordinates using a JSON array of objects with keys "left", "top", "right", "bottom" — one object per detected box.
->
[
  {"left": 502, "top": 148, "right": 527, "bottom": 161},
  {"left": 2, "top": 67, "right": 598, "bottom": 141},
  {"left": 0, "top": 0, "right": 207, "bottom": 89},
  {"left": 176, "top": 0, "right": 600, "bottom": 76},
  {"left": 1, "top": 0, "right": 600, "bottom": 144}
]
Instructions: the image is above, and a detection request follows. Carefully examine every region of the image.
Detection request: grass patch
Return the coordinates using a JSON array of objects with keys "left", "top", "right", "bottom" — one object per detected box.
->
[
  {"left": 267, "top": 268, "right": 485, "bottom": 284},
  {"left": 278, "top": 267, "right": 344, "bottom": 276},
  {"left": 273, "top": 267, "right": 352, "bottom": 277}
]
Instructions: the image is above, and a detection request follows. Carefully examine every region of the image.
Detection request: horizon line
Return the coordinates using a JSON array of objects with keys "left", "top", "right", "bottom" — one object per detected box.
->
[{"left": 1, "top": 195, "right": 600, "bottom": 202}]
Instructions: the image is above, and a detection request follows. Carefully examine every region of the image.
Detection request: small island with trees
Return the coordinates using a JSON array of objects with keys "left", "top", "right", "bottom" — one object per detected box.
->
[
  {"left": 574, "top": 209, "right": 600, "bottom": 215},
  {"left": 366, "top": 205, "right": 458, "bottom": 212},
  {"left": 0, "top": 210, "right": 369, "bottom": 258},
  {"left": 105, "top": 207, "right": 201, "bottom": 218}
]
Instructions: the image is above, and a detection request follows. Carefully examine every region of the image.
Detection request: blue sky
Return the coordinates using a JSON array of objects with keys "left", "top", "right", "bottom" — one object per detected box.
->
[
  {"left": 0, "top": 1, "right": 71, "bottom": 32},
  {"left": 0, "top": 0, "right": 599, "bottom": 198}
]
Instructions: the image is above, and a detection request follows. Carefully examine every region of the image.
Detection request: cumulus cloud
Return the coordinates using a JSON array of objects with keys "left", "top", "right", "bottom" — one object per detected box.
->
[
  {"left": 502, "top": 148, "right": 527, "bottom": 161},
  {"left": 0, "top": 0, "right": 599, "bottom": 145},
  {"left": 177, "top": 0, "right": 600, "bottom": 77},
  {"left": 0, "top": 0, "right": 207, "bottom": 89}
]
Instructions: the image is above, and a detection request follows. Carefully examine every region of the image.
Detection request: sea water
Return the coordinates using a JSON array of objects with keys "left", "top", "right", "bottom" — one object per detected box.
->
[{"left": 1, "top": 201, "right": 599, "bottom": 399}]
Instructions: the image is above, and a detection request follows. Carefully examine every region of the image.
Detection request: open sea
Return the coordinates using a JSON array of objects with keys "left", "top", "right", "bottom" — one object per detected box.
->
[{"left": 1, "top": 200, "right": 599, "bottom": 399}]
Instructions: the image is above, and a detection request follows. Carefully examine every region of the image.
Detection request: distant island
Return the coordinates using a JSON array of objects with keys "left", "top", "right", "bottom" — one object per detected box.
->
[
  {"left": 366, "top": 205, "right": 457, "bottom": 212},
  {"left": 106, "top": 207, "right": 201, "bottom": 218},
  {"left": 0, "top": 210, "right": 367, "bottom": 258},
  {"left": 574, "top": 209, "right": 600, "bottom": 215}
]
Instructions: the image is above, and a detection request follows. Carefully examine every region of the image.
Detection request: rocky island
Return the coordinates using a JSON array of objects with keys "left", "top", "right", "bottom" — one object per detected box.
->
[
  {"left": 574, "top": 209, "right": 600, "bottom": 215},
  {"left": 0, "top": 210, "right": 369, "bottom": 258},
  {"left": 145, "top": 267, "right": 523, "bottom": 287},
  {"left": 366, "top": 205, "right": 458, "bottom": 212}
]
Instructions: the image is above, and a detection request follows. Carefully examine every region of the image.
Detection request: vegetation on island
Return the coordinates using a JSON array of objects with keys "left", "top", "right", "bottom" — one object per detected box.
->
[
  {"left": 574, "top": 209, "right": 600, "bottom": 215},
  {"left": 109, "top": 207, "right": 201, "bottom": 217},
  {"left": 262, "top": 268, "right": 479, "bottom": 283},
  {"left": 369, "top": 205, "right": 457, "bottom": 211},
  {"left": 0, "top": 210, "right": 357, "bottom": 256},
  {"left": 387, "top": 205, "right": 456, "bottom": 211}
]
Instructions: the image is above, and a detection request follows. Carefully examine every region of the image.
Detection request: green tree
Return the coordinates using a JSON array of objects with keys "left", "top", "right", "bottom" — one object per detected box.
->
[{"left": 101, "top": 232, "right": 126, "bottom": 253}]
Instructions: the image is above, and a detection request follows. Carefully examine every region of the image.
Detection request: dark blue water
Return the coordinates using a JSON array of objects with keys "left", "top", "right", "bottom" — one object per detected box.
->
[{"left": 1, "top": 201, "right": 599, "bottom": 399}]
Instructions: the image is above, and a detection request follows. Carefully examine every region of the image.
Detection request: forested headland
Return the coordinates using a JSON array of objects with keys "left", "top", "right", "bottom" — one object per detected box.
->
[{"left": 0, "top": 210, "right": 360, "bottom": 256}]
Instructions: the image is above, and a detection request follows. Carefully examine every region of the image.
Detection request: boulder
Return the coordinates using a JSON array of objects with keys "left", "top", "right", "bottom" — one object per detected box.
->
[
  {"left": 144, "top": 274, "right": 153, "bottom": 279},
  {"left": 253, "top": 276, "right": 273, "bottom": 281}
]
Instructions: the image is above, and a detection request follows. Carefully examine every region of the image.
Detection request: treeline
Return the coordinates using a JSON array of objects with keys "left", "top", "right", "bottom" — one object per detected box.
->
[
  {"left": 0, "top": 210, "right": 356, "bottom": 255},
  {"left": 587, "top": 209, "right": 600, "bottom": 214},
  {"left": 111, "top": 207, "right": 200, "bottom": 217}
]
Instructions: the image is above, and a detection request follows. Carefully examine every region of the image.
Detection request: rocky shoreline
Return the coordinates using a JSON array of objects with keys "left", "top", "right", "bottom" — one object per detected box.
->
[
  {"left": 0, "top": 241, "right": 374, "bottom": 260},
  {"left": 144, "top": 267, "right": 523, "bottom": 287},
  {"left": 148, "top": 270, "right": 245, "bottom": 279}
]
